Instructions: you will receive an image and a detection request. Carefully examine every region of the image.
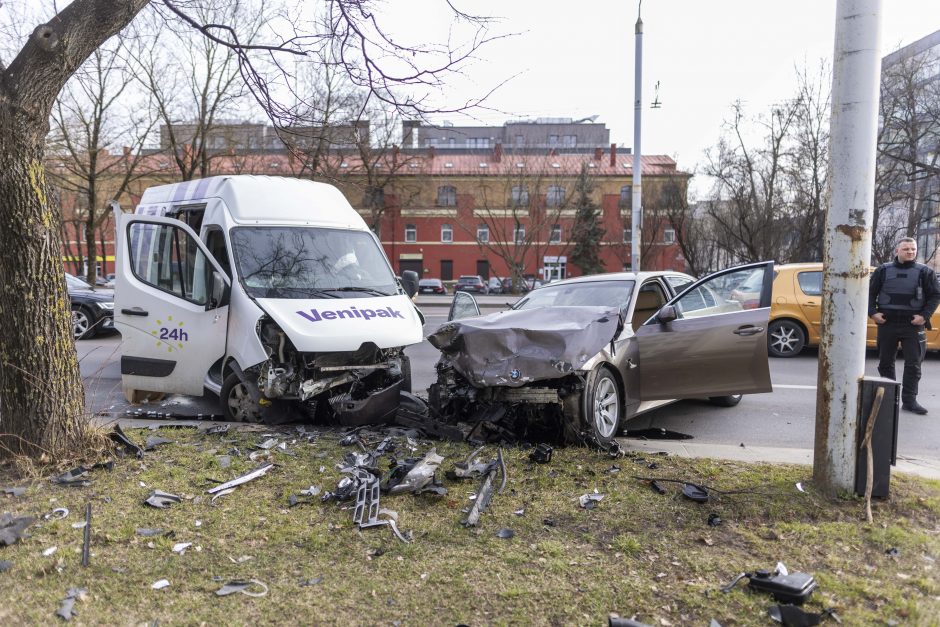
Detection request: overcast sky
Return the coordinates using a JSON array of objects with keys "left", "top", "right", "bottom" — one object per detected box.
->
[{"left": 385, "top": 1, "right": 940, "bottom": 197}]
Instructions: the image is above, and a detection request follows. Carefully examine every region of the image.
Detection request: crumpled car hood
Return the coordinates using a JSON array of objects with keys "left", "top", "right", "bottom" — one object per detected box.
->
[{"left": 427, "top": 306, "right": 623, "bottom": 387}]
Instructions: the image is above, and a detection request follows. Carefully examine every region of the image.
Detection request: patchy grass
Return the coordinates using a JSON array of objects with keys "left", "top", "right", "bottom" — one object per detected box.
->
[{"left": 1, "top": 425, "right": 938, "bottom": 626}]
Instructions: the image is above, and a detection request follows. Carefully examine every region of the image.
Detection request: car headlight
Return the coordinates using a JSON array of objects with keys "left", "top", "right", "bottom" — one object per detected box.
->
[{"left": 97, "top": 302, "right": 115, "bottom": 310}]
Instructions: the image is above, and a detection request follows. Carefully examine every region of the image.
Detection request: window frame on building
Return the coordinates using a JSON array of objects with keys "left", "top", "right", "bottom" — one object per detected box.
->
[
  {"left": 436, "top": 185, "right": 457, "bottom": 207},
  {"left": 546, "top": 185, "right": 565, "bottom": 208},
  {"left": 510, "top": 185, "right": 530, "bottom": 207},
  {"left": 441, "top": 223, "right": 453, "bottom": 243},
  {"left": 663, "top": 227, "right": 676, "bottom": 244},
  {"left": 477, "top": 224, "right": 489, "bottom": 243},
  {"left": 404, "top": 223, "right": 417, "bottom": 243},
  {"left": 513, "top": 225, "right": 526, "bottom": 244},
  {"left": 550, "top": 224, "right": 562, "bottom": 243},
  {"left": 623, "top": 227, "right": 632, "bottom": 244}
]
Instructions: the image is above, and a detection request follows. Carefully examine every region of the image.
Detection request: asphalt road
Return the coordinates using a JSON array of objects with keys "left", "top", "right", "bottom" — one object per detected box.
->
[{"left": 77, "top": 297, "right": 940, "bottom": 460}]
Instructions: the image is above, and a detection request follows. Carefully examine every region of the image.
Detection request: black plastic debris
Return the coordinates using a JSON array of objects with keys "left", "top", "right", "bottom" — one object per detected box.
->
[
  {"left": 542, "top": 518, "right": 556, "bottom": 527},
  {"left": 624, "top": 428, "right": 694, "bottom": 440},
  {"left": 768, "top": 604, "right": 839, "bottom": 626},
  {"left": 56, "top": 587, "right": 87, "bottom": 621},
  {"left": 885, "top": 547, "right": 899, "bottom": 557},
  {"left": 81, "top": 504, "right": 91, "bottom": 567},
  {"left": 529, "top": 444, "right": 553, "bottom": 464},
  {"left": 721, "top": 565, "right": 817, "bottom": 605},
  {"left": 707, "top": 513, "right": 722, "bottom": 527},
  {"left": 144, "top": 490, "right": 182, "bottom": 509},
  {"left": 607, "top": 465, "right": 621, "bottom": 474},
  {"left": 144, "top": 436, "right": 173, "bottom": 451},
  {"left": 647, "top": 462, "right": 658, "bottom": 470},
  {"left": 682, "top": 483, "right": 710, "bottom": 503},
  {"left": 1, "top": 487, "right": 26, "bottom": 497},
  {"left": 0, "top": 512, "right": 35, "bottom": 546},
  {"left": 0, "top": 560, "right": 12, "bottom": 572},
  {"left": 109, "top": 424, "right": 143, "bottom": 458},
  {"left": 650, "top": 481, "right": 667, "bottom": 495},
  {"left": 52, "top": 467, "right": 91, "bottom": 487},
  {"left": 215, "top": 579, "right": 268, "bottom": 597},
  {"left": 495, "top": 528, "right": 514, "bottom": 539},
  {"left": 579, "top": 493, "right": 605, "bottom": 509}
]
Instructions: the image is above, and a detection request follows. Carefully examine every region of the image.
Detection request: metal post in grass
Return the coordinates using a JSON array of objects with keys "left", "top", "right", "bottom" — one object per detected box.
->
[{"left": 814, "top": 0, "right": 883, "bottom": 494}]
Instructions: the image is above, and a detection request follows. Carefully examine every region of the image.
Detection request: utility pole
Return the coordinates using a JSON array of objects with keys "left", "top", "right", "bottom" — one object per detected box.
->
[
  {"left": 630, "top": 2, "right": 643, "bottom": 272},
  {"left": 814, "top": 0, "right": 883, "bottom": 493}
]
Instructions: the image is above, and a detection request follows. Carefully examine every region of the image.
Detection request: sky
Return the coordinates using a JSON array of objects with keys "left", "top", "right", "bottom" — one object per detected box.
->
[{"left": 382, "top": 1, "right": 940, "bottom": 197}]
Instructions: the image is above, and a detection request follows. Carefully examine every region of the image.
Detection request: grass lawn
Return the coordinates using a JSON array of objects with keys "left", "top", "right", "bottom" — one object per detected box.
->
[{"left": 1, "top": 424, "right": 938, "bottom": 626}]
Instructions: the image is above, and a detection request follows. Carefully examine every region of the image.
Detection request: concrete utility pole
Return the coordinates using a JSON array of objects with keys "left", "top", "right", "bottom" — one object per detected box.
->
[
  {"left": 814, "top": 0, "right": 883, "bottom": 493},
  {"left": 630, "top": 3, "right": 643, "bottom": 272}
]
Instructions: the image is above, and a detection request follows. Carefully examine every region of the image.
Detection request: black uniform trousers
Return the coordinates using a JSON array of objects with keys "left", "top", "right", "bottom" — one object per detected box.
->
[{"left": 876, "top": 320, "right": 927, "bottom": 403}]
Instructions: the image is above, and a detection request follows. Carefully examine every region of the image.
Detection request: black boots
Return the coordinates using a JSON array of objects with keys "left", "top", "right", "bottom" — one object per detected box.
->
[{"left": 902, "top": 399, "right": 928, "bottom": 415}]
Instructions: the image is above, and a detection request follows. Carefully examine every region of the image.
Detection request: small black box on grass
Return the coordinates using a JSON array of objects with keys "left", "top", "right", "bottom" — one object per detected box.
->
[{"left": 854, "top": 376, "right": 900, "bottom": 498}]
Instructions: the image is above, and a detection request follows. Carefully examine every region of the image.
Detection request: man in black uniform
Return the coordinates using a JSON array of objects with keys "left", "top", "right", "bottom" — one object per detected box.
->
[{"left": 868, "top": 237, "right": 940, "bottom": 414}]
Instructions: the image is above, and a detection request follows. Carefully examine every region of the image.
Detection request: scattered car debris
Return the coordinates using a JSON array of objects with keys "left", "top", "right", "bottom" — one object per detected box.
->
[
  {"left": 768, "top": 604, "right": 839, "bottom": 626},
  {"left": 215, "top": 579, "right": 269, "bottom": 597},
  {"left": 257, "top": 438, "right": 279, "bottom": 450},
  {"left": 1, "top": 487, "right": 26, "bottom": 497},
  {"left": 682, "top": 483, "right": 710, "bottom": 503},
  {"left": 44, "top": 508, "right": 69, "bottom": 521},
  {"left": 0, "top": 560, "right": 12, "bottom": 572},
  {"left": 386, "top": 448, "right": 445, "bottom": 495},
  {"left": 56, "top": 587, "right": 87, "bottom": 621},
  {"left": 144, "top": 491, "right": 182, "bottom": 509},
  {"left": 299, "top": 577, "right": 323, "bottom": 587},
  {"left": 579, "top": 493, "right": 605, "bottom": 510},
  {"left": 350, "top": 469, "right": 410, "bottom": 543},
  {"left": 721, "top": 563, "right": 818, "bottom": 605},
  {"left": 1, "top": 512, "right": 36, "bottom": 546},
  {"left": 607, "top": 464, "right": 621, "bottom": 474},
  {"left": 81, "top": 504, "right": 91, "bottom": 567},
  {"left": 135, "top": 528, "right": 170, "bottom": 538},
  {"left": 203, "top": 424, "right": 231, "bottom": 435},
  {"left": 172, "top": 542, "right": 192, "bottom": 554},
  {"left": 796, "top": 482, "right": 806, "bottom": 493},
  {"left": 649, "top": 481, "right": 667, "bottom": 495},
  {"left": 109, "top": 424, "right": 143, "bottom": 458},
  {"left": 151, "top": 579, "right": 170, "bottom": 590},
  {"left": 207, "top": 463, "right": 274, "bottom": 494},
  {"left": 608, "top": 615, "right": 653, "bottom": 627},
  {"left": 707, "top": 513, "right": 722, "bottom": 527},
  {"left": 514, "top": 508, "right": 525, "bottom": 516},
  {"left": 529, "top": 444, "right": 553, "bottom": 464},
  {"left": 624, "top": 428, "right": 694, "bottom": 440},
  {"left": 144, "top": 436, "right": 174, "bottom": 451},
  {"left": 495, "top": 528, "right": 514, "bottom": 539},
  {"left": 52, "top": 468, "right": 91, "bottom": 487},
  {"left": 210, "top": 488, "right": 236, "bottom": 505},
  {"left": 460, "top": 448, "right": 507, "bottom": 527},
  {"left": 43, "top": 546, "right": 57, "bottom": 557},
  {"left": 885, "top": 547, "right": 899, "bottom": 557}
]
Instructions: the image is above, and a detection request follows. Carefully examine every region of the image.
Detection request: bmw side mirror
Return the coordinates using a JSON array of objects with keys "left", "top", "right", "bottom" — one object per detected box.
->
[
  {"left": 401, "top": 270, "right": 419, "bottom": 298},
  {"left": 656, "top": 304, "right": 678, "bottom": 324}
]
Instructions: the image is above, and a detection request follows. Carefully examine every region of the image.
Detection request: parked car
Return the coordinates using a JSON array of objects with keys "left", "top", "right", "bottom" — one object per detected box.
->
[
  {"left": 455, "top": 275, "right": 489, "bottom": 294},
  {"left": 766, "top": 262, "right": 940, "bottom": 357},
  {"left": 66, "top": 273, "right": 115, "bottom": 340},
  {"left": 499, "top": 277, "right": 529, "bottom": 294},
  {"left": 430, "top": 263, "right": 774, "bottom": 445},
  {"left": 418, "top": 278, "right": 447, "bottom": 294},
  {"left": 487, "top": 277, "right": 504, "bottom": 294}
]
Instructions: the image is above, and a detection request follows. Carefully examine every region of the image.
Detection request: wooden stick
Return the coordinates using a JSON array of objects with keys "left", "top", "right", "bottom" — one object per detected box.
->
[{"left": 860, "top": 387, "right": 885, "bottom": 523}]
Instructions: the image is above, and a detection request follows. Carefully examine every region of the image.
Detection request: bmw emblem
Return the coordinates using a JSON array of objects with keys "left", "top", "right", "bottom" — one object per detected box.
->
[{"left": 510, "top": 369, "right": 520, "bottom": 380}]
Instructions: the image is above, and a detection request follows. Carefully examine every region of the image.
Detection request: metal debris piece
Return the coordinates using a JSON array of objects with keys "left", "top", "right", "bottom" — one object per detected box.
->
[
  {"left": 215, "top": 579, "right": 269, "bottom": 597},
  {"left": 151, "top": 579, "right": 170, "bottom": 590},
  {"left": 388, "top": 449, "right": 445, "bottom": 494},
  {"left": 44, "top": 507, "right": 70, "bottom": 521},
  {"left": 1, "top": 487, "right": 26, "bottom": 497},
  {"left": 109, "top": 424, "right": 144, "bottom": 458},
  {"left": 204, "top": 424, "right": 230, "bottom": 435},
  {"left": 207, "top": 463, "right": 274, "bottom": 494},
  {"left": 144, "top": 436, "right": 173, "bottom": 451},
  {"left": 514, "top": 508, "right": 525, "bottom": 516},
  {"left": 56, "top": 587, "right": 87, "bottom": 621},
  {"left": 796, "top": 482, "right": 806, "bottom": 493},
  {"left": 135, "top": 528, "right": 168, "bottom": 537},
  {"left": 81, "top": 504, "right": 91, "bottom": 567},
  {"left": 300, "top": 486, "right": 321, "bottom": 497},
  {"left": 495, "top": 528, "right": 514, "bottom": 539},
  {"left": 145, "top": 490, "right": 182, "bottom": 509},
  {"left": 707, "top": 513, "right": 722, "bottom": 527},
  {"left": 579, "top": 493, "right": 605, "bottom": 510},
  {"left": 210, "top": 488, "right": 235, "bottom": 505},
  {"left": 461, "top": 448, "right": 507, "bottom": 527},
  {"left": 299, "top": 577, "right": 323, "bottom": 586},
  {"left": 257, "top": 438, "right": 279, "bottom": 450},
  {"left": 43, "top": 546, "right": 57, "bottom": 557},
  {"left": 52, "top": 467, "right": 90, "bottom": 487},
  {"left": 172, "top": 542, "right": 192, "bottom": 554},
  {"left": 0, "top": 512, "right": 36, "bottom": 546}
]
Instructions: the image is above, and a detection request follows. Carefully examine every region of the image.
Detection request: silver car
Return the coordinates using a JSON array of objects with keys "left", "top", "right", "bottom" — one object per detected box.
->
[{"left": 430, "top": 262, "right": 774, "bottom": 446}]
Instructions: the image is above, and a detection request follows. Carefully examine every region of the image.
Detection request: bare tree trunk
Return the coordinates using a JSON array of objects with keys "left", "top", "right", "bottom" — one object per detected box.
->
[{"left": 0, "top": 109, "right": 86, "bottom": 457}]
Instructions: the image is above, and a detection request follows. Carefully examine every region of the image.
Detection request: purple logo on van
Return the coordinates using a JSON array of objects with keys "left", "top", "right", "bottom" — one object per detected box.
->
[{"left": 296, "top": 306, "right": 405, "bottom": 323}]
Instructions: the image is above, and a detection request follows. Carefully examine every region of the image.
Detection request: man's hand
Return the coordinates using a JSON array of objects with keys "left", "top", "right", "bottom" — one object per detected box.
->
[
  {"left": 872, "top": 312, "right": 886, "bottom": 325},
  {"left": 912, "top": 314, "right": 926, "bottom": 326}
]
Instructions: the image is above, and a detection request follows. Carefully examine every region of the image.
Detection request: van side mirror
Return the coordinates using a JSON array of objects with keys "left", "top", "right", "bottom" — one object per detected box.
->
[
  {"left": 207, "top": 271, "right": 228, "bottom": 310},
  {"left": 656, "top": 304, "right": 678, "bottom": 324},
  {"left": 401, "top": 270, "right": 419, "bottom": 298}
]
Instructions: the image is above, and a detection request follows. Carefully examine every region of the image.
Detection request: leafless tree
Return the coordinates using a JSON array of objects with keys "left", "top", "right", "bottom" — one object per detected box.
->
[{"left": 0, "top": 0, "right": 499, "bottom": 457}]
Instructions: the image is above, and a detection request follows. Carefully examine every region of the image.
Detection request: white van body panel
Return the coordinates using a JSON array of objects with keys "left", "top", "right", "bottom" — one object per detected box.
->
[{"left": 257, "top": 295, "right": 424, "bottom": 353}]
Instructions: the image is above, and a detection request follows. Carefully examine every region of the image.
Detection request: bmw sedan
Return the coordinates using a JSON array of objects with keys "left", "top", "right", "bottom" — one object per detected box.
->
[{"left": 430, "top": 263, "right": 774, "bottom": 446}]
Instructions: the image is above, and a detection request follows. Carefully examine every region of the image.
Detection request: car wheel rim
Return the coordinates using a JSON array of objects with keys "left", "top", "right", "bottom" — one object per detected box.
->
[
  {"left": 72, "top": 310, "right": 90, "bottom": 338},
  {"left": 228, "top": 383, "right": 260, "bottom": 422},
  {"left": 770, "top": 325, "right": 798, "bottom": 354},
  {"left": 593, "top": 376, "right": 619, "bottom": 439}
]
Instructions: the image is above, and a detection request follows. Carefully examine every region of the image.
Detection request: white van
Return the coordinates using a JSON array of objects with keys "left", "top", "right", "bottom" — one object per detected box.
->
[{"left": 114, "top": 175, "right": 424, "bottom": 424}]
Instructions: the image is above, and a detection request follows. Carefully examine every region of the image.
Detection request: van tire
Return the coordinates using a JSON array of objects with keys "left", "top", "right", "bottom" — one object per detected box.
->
[{"left": 221, "top": 372, "right": 262, "bottom": 422}]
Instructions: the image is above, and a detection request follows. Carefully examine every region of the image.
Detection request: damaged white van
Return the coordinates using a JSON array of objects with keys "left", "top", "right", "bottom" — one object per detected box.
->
[{"left": 114, "top": 175, "right": 424, "bottom": 424}]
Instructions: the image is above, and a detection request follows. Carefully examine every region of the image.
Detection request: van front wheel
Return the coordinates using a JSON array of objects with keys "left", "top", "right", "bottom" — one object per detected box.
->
[{"left": 221, "top": 373, "right": 262, "bottom": 422}]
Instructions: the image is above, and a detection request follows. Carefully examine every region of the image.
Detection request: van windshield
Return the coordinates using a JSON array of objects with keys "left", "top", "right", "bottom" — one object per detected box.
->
[{"left": 230, "top": 227, "right": 398, "bottom": 299}]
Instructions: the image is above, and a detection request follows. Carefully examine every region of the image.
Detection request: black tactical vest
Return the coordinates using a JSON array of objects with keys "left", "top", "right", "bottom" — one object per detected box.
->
[{"left": 877, "top": 264, "right": 925, "bottom": 311}]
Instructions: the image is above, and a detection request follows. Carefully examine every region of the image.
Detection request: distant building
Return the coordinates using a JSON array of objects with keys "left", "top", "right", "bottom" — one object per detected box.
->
[{"left": 402, "top": 118, "right": 614, "bottom": 154}]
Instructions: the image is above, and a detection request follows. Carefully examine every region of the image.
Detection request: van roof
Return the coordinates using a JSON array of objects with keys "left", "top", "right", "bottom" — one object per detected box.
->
[{"left": 136, "top": 175, "right": 367, "bottom": 229}]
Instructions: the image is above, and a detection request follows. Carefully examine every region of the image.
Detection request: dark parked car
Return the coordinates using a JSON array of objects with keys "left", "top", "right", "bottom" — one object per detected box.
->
[
  {"left": 67, "top": 273, "right": 115, "bottom": 339},
  {"left": 455, "top": 275, "right": 489, "bottom": 294},
  {"left": 418, "top": 278, "right": 447, "bottom": 294}
]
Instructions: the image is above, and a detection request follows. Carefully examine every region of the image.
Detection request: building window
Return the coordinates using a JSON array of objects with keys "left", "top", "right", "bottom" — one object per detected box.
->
[
  {"left": 548, "top": 134, "right": 559, "bottom": 146},
  {"left": 404, "top": 224, "right": 417, "bottom": 243},
  {"left": 447, "top": 138, "right": 456, "bottom": 147},
  {"left": 562, "top": 134, "right": 577, "bottom": 147},
  {"left": 546, "top": 185, "right": 565, "bottom": 208},
  {"left": 467, "top": 138, "right": 490, "bottom": 148},
  {"left": 511, "top": 185, "right": 529, "bottom": 207},
  {"left": 477, "top": 224, "right": 489, "bottom": 243},
  {"left": 436, "top": 185, "right": 456, "bottom": 206},
  {"left": 363, "top": 186, "right": 384, "bottom": 207},
  {"left": 623, "top": 228, "right": 632, "bottom": 243},
  {"left": 550, "top": 224, "right": 562, "bottom": 243},
  {"left": 441, "top": 223, "right": 453, "bottom": 243},
  {"left": 514, "top": 226, "right": 526, "bottom": 243},
  {"left": 514, "top": 134, "right": 524, "bottom": 146},
  {"left": 619, "top": 186, "right": 631, "bottom": 207},
  {"left": 664, "top": 228, "right": 676, "bottom": 244}
]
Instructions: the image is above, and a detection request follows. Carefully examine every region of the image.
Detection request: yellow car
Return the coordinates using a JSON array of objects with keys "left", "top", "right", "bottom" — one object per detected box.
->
[{"left": 767, "top": 262, "right": 940, "bottom": 357}]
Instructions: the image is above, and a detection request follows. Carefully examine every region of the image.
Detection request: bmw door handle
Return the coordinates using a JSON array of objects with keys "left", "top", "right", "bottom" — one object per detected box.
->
[
  {"left": 733, "top": 325, "right": 764, "bottom": 336},
  {"left": 121, "top": 307, "right": 148, "bottom": 317}
]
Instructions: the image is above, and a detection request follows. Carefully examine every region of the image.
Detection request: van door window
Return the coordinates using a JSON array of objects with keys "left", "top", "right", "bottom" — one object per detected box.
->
[
  {"left": 128, "top": 222, "right": 213, "bottom": 305},
  {"left": 204, "top": 228, "right": 232, "bottom": 279}
]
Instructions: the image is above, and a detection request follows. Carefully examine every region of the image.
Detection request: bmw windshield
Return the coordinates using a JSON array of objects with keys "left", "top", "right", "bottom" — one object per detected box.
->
[
  {"left": 230, "top": 227, "right": 398, "bottom": 299},
  {"left": 513, "top": 280, "right": 635, "bottom": 311}
]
